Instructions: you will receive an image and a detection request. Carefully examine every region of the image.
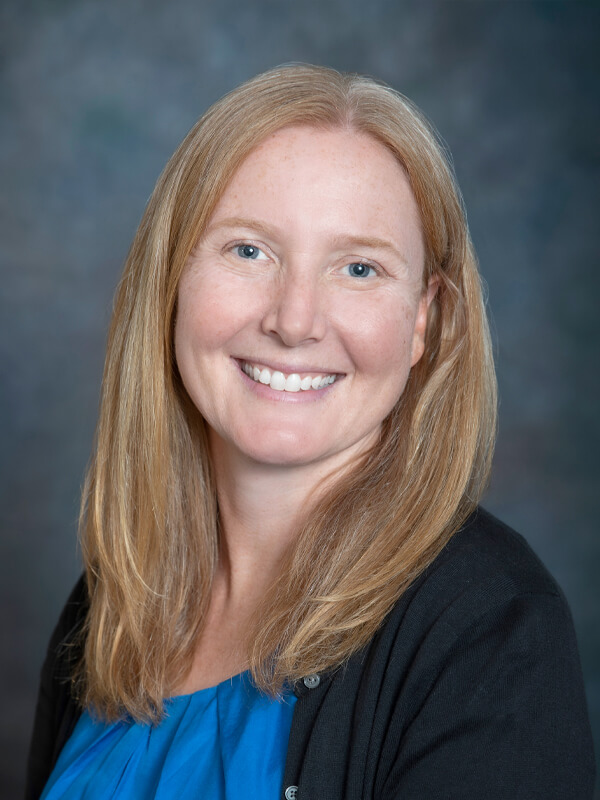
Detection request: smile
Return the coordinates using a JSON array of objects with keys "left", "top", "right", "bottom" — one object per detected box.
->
[{"left": 241, "top": 361, "right": 338, "bottom": 392}]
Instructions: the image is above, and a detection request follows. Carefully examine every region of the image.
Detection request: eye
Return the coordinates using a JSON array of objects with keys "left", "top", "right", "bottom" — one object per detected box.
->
[
  {"left": 235, "top": 244, "right": 266, "bottom": 260},
  {"left": 344, "top": 262, "right": 375, "bottom": 278}
]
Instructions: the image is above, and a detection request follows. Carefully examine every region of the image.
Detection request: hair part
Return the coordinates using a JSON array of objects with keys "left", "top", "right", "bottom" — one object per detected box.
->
[{"left": 77, "top": 64, "right": 497, "bottom": 721}]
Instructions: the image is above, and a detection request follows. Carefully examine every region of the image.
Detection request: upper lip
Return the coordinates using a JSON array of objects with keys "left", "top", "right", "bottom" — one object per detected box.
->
[{"left": 233, "top": 356, "right": 343, "bottom": 375}]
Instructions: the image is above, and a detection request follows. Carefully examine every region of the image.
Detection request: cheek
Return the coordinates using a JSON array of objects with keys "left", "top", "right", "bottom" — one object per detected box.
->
[
  {"left": 174, "top": 289, "right": 235, "bottom": 418},
  {"left": 175, "top": 277, "right": 250, "bottom": 355},
  {"left": 339, "top": 300, "right": 418, "bottom": 376}
]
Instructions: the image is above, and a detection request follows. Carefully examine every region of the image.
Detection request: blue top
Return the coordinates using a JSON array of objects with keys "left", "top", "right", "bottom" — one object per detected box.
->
[{"left": 40, "top": 672, "right": 296, "bottom": 799}]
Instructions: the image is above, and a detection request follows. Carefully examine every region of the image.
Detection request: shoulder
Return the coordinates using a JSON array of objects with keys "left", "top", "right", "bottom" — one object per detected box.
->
[
  {"left": 43, "top": 574, "right": 89, "bottom": 683},
  {"left": 430, "top": 505, "right": 561, "bottom": 596},
  {"left": 386, "top": 506, "right": 566, "bottom": 643},
  {"left": 364, "top": 507, "right": 590, "bottom": 756},
  {"left": 363, "top": 509, "right": 595, "bottom": 797},
  {"left": 26, "top": 576, "right": 88, "bottom": 800}
]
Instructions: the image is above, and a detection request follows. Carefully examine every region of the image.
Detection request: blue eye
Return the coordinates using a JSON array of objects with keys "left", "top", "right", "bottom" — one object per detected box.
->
[
  {"left": 236, "top": 244, "right": 262, "bottom": 259},
  {"left": 346, "top": 262, "right": 373, "bottom": 278}
]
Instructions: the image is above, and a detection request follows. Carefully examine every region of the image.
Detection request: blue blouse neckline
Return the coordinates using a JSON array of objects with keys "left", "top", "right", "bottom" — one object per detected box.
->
[
  {"left": 165, "top": 669, "right": 249, "bottom": 703},
  {"left": 41, "top": 668, "right": 297, "bottom": 800}
]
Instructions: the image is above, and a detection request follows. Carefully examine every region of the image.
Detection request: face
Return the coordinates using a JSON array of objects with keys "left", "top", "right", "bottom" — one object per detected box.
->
[{"left": 175, "top": 126, "right": 435, "bottom": 472}]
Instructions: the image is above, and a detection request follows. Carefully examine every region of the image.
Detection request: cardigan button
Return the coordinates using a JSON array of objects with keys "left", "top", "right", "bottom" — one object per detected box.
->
[
  {"left": 303, "top": 674, "right": 320, "bottom": 689},
  {"left": 284, "top": 786, "right": 298, "bottom": 800}
]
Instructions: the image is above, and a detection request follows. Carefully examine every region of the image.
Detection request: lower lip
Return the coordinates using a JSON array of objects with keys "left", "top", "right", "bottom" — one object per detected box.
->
[{"left": 236, "top": 363, "right": 339, "bottom": 403}]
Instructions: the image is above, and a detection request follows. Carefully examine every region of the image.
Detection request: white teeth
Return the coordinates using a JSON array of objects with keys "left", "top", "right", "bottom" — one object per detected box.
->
[
  {"left": 242, "top": 362, "right": 337, "bottom": 392},
  {"left": 270, "top": 371, "right": 286, "bottom": 391},
  {"left": 285, "top": 373, "right": 301, "bottom": 392}
]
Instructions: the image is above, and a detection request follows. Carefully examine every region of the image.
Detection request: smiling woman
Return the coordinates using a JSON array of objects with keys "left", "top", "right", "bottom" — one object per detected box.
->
[
  {"left": 27, "top": 65, "right": 595, "bottom": 799},
  {"left": 175, "top": 126, "right": 433, "bottom": 471}
]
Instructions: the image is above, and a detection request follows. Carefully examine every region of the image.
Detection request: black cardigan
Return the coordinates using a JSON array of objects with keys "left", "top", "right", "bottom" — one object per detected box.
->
[{"left": 26, "top": 509, "right": 596, "bottom": 799}]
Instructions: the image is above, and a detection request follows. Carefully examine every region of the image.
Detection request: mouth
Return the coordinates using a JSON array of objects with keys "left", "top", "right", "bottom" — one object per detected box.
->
[{"left": 239, "top": 360, "right": 340, "bottom": 393}]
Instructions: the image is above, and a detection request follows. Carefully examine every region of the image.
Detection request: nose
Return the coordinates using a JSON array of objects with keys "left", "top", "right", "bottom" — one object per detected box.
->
[{"left": 261, "top": 263, "right": 326, "bottom": 346}]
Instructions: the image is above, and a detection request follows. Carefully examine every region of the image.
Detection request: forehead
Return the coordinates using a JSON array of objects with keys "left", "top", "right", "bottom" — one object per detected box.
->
[{"left": 225, "top": 124, "right": 409, "bottom": 196}]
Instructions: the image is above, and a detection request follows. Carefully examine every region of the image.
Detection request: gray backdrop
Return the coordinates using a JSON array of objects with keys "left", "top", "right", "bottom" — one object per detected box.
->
[{"left": 1, "top": 0, "right": 598, "bottom": 795}]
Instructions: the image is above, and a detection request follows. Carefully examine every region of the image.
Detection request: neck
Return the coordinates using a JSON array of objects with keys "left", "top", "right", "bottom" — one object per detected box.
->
[{"left": 208, "top": 433, "right": 342, "bottom": 605}]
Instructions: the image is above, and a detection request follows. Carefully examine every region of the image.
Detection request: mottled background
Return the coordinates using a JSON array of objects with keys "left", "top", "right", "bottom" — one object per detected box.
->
[{"left": 1, "top": 0, "right": 598, "bottom": 795}]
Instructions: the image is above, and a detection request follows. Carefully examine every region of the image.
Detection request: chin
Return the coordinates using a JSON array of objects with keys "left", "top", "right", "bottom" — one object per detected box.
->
[
  {"left": 232, "top": 428, "right": 332, "bottom": 468},
  {"left": 242, "top": 443, "right": 325, "bottom": 468}
]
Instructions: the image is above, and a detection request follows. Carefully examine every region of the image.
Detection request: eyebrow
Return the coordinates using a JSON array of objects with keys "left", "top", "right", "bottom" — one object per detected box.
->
[
  {"left": 205, "top": 217, "right": 277, "bottom": 239},
  {"left": 207, "top": 216, "right": 409, "bottom": 265}
]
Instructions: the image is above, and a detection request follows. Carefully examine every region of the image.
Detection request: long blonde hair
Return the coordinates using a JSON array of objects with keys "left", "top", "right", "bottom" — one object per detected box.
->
[{"left": 78, "top": 64, "right": 497, "bottom": 721}]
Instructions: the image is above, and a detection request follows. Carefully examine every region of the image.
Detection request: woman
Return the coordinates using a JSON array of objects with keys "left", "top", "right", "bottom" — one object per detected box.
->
[{"left": 27, "top": 64, "right": 595, "bottom": 798}]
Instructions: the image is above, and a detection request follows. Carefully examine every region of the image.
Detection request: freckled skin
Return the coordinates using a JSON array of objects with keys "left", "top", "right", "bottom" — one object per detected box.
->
[{"left": 175, "top": 126, "right": 436, "bottom": 472}]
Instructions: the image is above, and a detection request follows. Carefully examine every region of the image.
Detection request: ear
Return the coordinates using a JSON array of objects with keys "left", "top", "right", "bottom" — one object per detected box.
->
[{"left": 410, "top": 275, "right": 439, "bottom": 367}]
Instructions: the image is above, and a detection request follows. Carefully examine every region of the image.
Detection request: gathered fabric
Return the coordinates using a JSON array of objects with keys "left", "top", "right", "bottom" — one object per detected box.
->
[{"left": 40, "top": 672, "right": 296, "bottom": 800}]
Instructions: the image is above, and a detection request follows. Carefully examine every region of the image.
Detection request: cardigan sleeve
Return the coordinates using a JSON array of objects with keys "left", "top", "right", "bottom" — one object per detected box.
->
[
  {"left": 25, "top": 576, "right": 88, "bottom": 800},
  {"left": 378, "top": 589, "right": 596, "bottom": 799}
]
